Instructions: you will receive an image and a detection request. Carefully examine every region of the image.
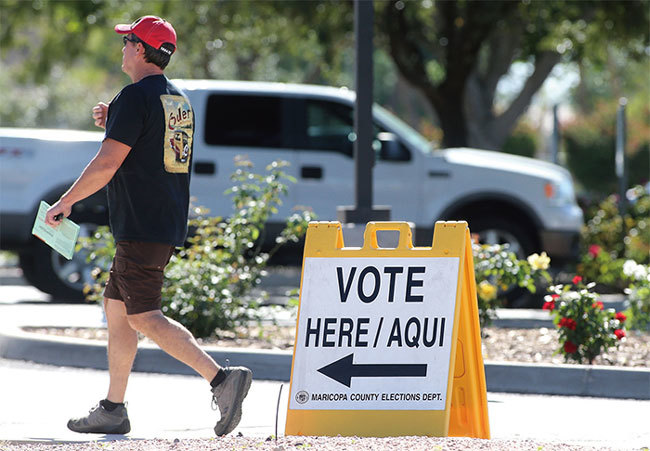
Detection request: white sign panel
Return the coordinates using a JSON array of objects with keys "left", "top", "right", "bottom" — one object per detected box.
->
[{"left": 289, "top": 257, "right": 460, "bottom": 411}]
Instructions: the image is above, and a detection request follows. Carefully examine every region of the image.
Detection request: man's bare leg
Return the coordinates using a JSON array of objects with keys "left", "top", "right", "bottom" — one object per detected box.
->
[
  {"left": 126, "top": 310, "right": 220, "bottom": 381},
  {"left": 104, "top": 298, "right": 138, "bottom": 403}
]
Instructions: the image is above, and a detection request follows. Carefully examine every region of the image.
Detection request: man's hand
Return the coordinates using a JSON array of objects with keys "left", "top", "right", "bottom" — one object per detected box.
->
[
  {"left": 45, "top": 199, "right": 72, "bottom": 228},
  {"left": 92, "top": 102, "right": 109, "bottom": 129}
]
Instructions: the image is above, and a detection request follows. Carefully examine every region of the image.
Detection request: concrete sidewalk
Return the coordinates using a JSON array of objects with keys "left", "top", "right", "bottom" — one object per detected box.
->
[
  {"left": 4, "top": 358, "right": 649, "bottom": 448},
  {"left": 1, "top": 274, "right": 648, "bottom": 400}
]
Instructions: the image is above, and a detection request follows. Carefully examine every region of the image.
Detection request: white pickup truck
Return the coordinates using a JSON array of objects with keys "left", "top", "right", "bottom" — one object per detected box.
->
[{"left": 0, "top": 80, "right": 583, "bottom": 299}]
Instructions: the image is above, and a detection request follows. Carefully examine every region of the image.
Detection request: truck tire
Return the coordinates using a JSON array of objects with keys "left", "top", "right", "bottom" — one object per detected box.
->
[
  {"left": 468, "top": 217, "right": 537, "bottom": 259},
  {"left": 18, "top": 221, "right": 101, "bottom": 301},
  {"left": 468, "top": 217, "right": 541, "bottom": 308}
]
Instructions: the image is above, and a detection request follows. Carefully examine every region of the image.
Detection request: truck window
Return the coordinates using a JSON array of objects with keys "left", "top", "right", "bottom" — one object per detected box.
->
[
  {"left": 204, "top": 94, "right": 284, "bottom": 148},
  {"left": 303, "top": 100, "right": 410, "bottom": 161},
  {"left": 304, "top": 100, "right": 355, "bottom": 157}
]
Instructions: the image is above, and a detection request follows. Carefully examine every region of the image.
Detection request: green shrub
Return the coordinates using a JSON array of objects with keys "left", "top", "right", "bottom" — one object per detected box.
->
[
  {"left": 473, "top": 244, "right": 551, "bottom": 329},
  {"left": 545, "top": 277, "right": 627, "bottom": 365},
  {"left": 501, "top": 122, "right": 537, "bottom": 158},
  {"left": 578, "top": 185, "right": 650, "bottom": 289},
  {"left": 622, "top": 260, "right": 650, "bottom": 331},
  {"left": 564, "top": 102, "right": 649, "bottom": 196},
  {"left": 624, "top": 185, "right": 650, "bottom": 264},
  {"left": 79, "top": 159, "right": 313, "bottom": 338}
]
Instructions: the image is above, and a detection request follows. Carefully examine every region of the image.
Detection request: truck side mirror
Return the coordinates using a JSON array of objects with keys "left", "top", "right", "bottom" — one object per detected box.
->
[{"left": 377, "top": 132, "right": 410, "bottom": 162}]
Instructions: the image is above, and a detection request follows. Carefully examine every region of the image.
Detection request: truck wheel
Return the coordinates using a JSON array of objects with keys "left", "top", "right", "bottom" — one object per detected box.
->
[
  {"left": 18, "top": 222, "right": 99, "bottom": 301},
  {"left": 469, "top": 217, "right": 536, "bottom": 259},
  {"left": 468, "top": 217, "right": 540, "bottom": 308}
]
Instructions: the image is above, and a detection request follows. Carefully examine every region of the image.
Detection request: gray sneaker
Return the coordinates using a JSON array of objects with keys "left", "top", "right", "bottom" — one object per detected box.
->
[
  {"left": 67, "top": 402, "right": 130, "bottom": 434},
  {"left": 211, "top": 366, "right": 253, "bottom": 436}
]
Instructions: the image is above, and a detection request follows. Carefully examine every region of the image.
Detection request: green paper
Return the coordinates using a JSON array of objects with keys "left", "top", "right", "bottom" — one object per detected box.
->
[{"left": 31, "top": 200, "right": 80, "bottom": 260}]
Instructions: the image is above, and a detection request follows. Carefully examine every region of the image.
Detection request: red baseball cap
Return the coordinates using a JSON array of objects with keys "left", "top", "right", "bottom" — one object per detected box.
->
[{"left": 114, "top": 16, "right": 176, "bottom": 54}]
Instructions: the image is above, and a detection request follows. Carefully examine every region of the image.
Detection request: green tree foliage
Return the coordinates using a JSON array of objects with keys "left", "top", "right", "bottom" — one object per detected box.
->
[
  {"left": 1, "top": 0, "right": 648, "bottom": 158},
  {"left": 0, "top": 0, "right": 354, "bottom": 129},
  {"left": 564, "top": 99, "right": 649, "bottom": 195},
  {"left": 379, "top": 0, "right": 649, "bottom": 149},
  {"left": 564, "top": 45, "right": 649, "bottom": 196},
  {"left": 0, "top": 0, "right": 354, "bottom": 83}
]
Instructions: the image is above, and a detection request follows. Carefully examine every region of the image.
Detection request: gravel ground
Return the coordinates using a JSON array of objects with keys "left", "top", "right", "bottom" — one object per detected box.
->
[
  {"left": 24, "top": 325, "right": 650, "bottom": 368},
  {"left": 0, "top": 436, "right": 621, "bottom": 451}
]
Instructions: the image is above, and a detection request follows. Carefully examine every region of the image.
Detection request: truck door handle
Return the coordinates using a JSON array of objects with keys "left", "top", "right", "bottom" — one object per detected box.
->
[
  {"left": 194, "top": 161, "right": 216, "bottom": 175},
  {"left": 301, "top": 166, "right": 323, "bottom": 179}
]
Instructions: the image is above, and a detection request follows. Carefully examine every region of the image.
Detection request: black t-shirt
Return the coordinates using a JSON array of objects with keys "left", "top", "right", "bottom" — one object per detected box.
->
[{"left": 104, "top": 74, "right": 193, "bottom": 247}]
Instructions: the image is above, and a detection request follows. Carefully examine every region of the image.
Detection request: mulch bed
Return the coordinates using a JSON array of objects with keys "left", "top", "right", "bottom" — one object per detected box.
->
[{"left": 23, "top": 324, "right": 649, "bottom": 368}]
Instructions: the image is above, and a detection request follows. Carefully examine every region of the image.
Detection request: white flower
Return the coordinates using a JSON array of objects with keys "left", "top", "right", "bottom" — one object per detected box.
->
[
  {"left": 633, "top": 265, "right": 648, "bottom": 281},
  {"left": 565, "top": 291, "right": 581, "bottom": 301},
  {"left": 623, "top": 260, "right": 638, "bottom": 278}
]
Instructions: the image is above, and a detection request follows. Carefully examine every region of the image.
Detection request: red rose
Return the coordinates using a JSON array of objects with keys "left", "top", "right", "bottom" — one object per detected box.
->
[
  {"left": 592, "top": 301, "right": 604, "bottom": 310},
  {"left": 551, "top": 294, "right": 560, "bottom": 300},
  {"left": 564, "top": 341, "right": 578, "bottom": 353},
  {"left": 588, "top": 244, "right": 601, "bottom": 258},
  {"left": 559, "top": 317, "right": 577, "bottom": 330},
  {"left": 543, "top": 300, "right": 556, "bottom": 311},
  {"left": 616, "top": 312, "right": 627, "bottom": 322},
  {"left": 614, "top": 329, "right": 626, "bottom": 340},
  {"left": 572, "top": 275, "right": 583, "bottom": 285}
]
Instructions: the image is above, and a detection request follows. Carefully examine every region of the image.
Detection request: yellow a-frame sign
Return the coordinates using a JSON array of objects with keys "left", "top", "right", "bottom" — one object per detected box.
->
[{"left": 285, "top": 221, "right": 489, "bottom": 438}]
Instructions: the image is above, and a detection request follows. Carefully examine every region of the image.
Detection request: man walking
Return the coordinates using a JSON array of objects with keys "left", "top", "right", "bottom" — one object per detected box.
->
[{"left": 45, "top": 16, "right": 252, "bottom": 436}]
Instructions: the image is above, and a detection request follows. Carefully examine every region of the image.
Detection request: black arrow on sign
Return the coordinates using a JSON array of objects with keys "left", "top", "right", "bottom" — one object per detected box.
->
[{"left": 317, "top": 353, "right": 428, "bottom": 388}]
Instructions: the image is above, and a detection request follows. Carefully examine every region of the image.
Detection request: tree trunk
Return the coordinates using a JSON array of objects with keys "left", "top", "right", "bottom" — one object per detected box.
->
[
  {"left": 436, "top": 93, "right": 469, "bottom": 148},
  {"left": 466, "top": 51, "right": 562, "bottom": 150}
]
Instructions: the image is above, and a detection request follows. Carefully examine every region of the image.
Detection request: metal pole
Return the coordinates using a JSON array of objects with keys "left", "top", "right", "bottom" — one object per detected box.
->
[
  {"left": 551, "top": 104, "right": 559, "bottom": 164},
  {"left": 337, "top": 0, "right": 390, "bottom": 224},
  {"left": 354, "top": 0, "right": 374, "bottom": 212},
  {"left": 616, "top": 98, "right": 627, "bottom": 215}
]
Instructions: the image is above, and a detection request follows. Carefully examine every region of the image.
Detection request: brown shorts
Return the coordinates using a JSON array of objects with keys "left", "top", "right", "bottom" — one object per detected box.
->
[{"left": 104, "top": 241, "right": 175, "bottom": 315}]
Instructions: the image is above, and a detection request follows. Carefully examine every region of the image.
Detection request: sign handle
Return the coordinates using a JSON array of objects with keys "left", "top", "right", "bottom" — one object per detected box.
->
[{"left": 362, "top": 221, "right": 413, "bottom": 250}]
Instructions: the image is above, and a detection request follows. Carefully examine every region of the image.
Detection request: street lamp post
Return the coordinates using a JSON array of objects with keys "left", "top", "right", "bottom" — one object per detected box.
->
[{"left": 616, "top": 98, "right": 628, "bottom": 216}]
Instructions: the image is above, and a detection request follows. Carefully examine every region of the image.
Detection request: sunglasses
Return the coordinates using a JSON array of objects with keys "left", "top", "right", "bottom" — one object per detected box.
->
[{"left": 122, "top": 35, "right": 140, "bottom": 45}]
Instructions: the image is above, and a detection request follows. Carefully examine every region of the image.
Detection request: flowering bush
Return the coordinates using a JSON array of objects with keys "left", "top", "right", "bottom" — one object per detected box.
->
[
  {"left": 622, "top": 260, "right": 650, "bottom": 330},
  {"left": 473, "top": 244, "right": 551, "bottom": 328},
  {"left": 79, "top": 159, "right": 313, "bottom": 338},
  {"left": 577, "top": 243, "right": 625, "bottom": 291},
  {"left": 545, "top": 276, "right": 627, "bottom": 364},
  {"left": 578, "top": 185, "right": 650, "bottom": 290}
]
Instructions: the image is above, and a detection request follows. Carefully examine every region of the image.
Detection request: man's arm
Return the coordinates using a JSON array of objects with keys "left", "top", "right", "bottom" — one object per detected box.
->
[{"left": 45, "top": 138, "right": 131, "bottom": 227}]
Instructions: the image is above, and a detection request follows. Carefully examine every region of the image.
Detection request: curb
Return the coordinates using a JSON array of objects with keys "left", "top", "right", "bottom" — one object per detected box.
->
[
  {"left": 1, "top": 326, "right": 648, "bottom": 400},
  {"left": 0, "top": 326, "right": 293, "bottom": 381},
  {"left": 485, "top": 362, "right": 650, "bottom": 399}
]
